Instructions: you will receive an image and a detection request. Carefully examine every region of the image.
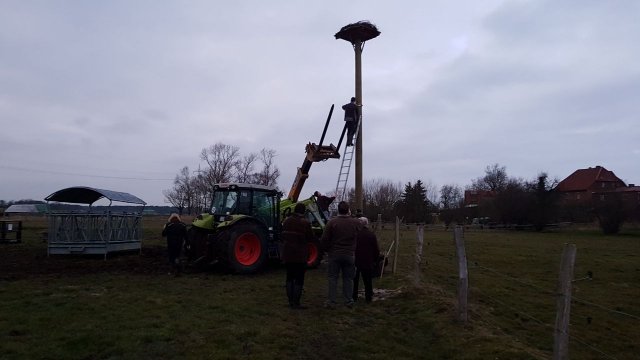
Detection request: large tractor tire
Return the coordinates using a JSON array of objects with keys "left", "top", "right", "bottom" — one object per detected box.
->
[
  {"left": 306, "top": 239, "right": 323, "bottom": 268},
  {"left": 221, "top": 223, "right": 268, "bottom": 274}
]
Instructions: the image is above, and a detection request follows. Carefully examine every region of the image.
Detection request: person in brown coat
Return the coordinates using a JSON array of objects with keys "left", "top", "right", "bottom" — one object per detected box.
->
[
  {"left": 320, "top": 201, "right": 362, "bottom": 308},
  {"left": 353, "top": 217, "right": 380, "bottom": 303},
  {"left": 281, "top": 203, "right": 315, "bottom": 309}
]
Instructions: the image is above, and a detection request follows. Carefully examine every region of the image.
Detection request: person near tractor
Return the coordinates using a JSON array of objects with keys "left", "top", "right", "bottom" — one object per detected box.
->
[
  {"left": 342, "top": 97, "right": 359, "bottom": 146},
  {"left": 353, "top": 217, "right": 380, "bottom": 303},
  {"left": 162, "top": 213, "right": 188, "bottom": 276},
  {"left": 313, "top": 191, "right": 335, "bottom": 219},
  {"left": 281, "top": 203, "right": 315, "bottom": 309},
  {"left": 320, "top": 201, "right": 362, "bottom": 308}
]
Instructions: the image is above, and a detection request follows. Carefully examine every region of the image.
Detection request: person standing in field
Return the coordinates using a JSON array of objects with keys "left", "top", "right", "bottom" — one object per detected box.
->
[
  {"left": 281, "top": 203, "right": 315, "bottom": 309},
  {"left": 342, "top": 97, "right": 359, "bottom": 146},
  {"left": 321, "top": 201, "right": 362, "bottom": 308},
  {"left": 353, "top": 217, "right": 380, "bottom": 303},
  {"left": 162, "top": 213, "right": 188, "bottom": 276}
]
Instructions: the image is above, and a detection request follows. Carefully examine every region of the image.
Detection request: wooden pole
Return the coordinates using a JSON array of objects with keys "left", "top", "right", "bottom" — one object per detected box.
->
[
  {"left": 380, "top": 240, "right": 394, "bottom": 279},
  {"left": 454, "top": 226, "right": 468, "bottom": 323},
  {"left": 393, "top": 216, "right": 400, "bottom": 274},
  {"left": 354, "top": 41, "right": 363, "bottom": 211},
  {"left": 553, "top": 243, "right": 576, "bottom": 360},
  {"left": 414, "top": 225, "right": 424, "bottom": 286}
]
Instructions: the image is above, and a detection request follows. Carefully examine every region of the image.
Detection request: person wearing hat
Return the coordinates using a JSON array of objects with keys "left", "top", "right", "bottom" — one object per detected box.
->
[
  {"left": 162, "top": 213, "right": 188, "bottom": 276},
  {"left": 281, "top": 203, "right": 315, "bottom": 309},
  {"left": 353, "top": 216, "right": 380, "bottom": 303}
]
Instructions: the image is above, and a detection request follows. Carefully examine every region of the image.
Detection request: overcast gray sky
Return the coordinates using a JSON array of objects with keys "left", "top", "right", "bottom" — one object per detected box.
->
[{"left": 1, "top": 0, "right": 638, "bottom": 206}]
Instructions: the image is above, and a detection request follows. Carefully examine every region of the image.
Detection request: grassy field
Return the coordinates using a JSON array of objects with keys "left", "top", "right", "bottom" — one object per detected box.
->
[{"left": 1, "top": 216, "right": 638, "bottom": 359}]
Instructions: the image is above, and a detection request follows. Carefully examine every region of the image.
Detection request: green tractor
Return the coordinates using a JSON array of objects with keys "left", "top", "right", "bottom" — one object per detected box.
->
[
  {"left": 186, "top": 183, "right": 328, "bottom": 273},
  {"left": 186, "top": 105, "right": 346, "bottom": 274}
]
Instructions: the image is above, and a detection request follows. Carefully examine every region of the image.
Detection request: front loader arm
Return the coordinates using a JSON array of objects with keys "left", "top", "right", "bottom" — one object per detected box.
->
[{"left": 286, "top": 104, "right": 340, "bottom": 202}]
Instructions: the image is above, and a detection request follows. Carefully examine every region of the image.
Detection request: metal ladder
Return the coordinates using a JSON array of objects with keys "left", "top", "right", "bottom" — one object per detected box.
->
[{"left": 329, "top": 115, "right": 362, "bottom": 215}]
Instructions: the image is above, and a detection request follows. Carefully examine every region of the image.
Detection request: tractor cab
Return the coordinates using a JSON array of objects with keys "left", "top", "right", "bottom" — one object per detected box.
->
[{"left": 208, "top": 183, "right": 280, "bottom": 230}]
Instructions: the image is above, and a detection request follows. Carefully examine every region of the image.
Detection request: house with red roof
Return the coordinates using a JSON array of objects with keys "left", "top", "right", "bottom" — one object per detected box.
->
[
  {"left": 555, "top": 165, "right": 627, "bottom": 203},
  {"left": 463, "top": 189, "right": 496, "bottom": 208},
  {"left": 555, "top": 165, "right": 639, "bottom": 221}
]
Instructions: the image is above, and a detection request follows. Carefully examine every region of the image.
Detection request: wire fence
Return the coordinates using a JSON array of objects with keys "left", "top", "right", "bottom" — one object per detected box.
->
[{"left": 383, "top": 221, "right": 639, "bottom": 360}]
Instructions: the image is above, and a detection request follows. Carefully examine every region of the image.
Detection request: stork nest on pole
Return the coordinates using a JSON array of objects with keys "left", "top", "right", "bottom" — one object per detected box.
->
[{"left": 335, "top": 21, "right": 380, "bottom": 44}]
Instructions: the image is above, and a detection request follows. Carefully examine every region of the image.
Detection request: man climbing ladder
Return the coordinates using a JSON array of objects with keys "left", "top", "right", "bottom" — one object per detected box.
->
[{"left": 342, "top": 97, "right": 359, "bottom": 146}]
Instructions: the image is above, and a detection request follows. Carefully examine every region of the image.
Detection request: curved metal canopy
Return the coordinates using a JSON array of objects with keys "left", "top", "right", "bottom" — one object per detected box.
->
[{"left": 45, "top": 186, "right": 146, "bottom": 205}]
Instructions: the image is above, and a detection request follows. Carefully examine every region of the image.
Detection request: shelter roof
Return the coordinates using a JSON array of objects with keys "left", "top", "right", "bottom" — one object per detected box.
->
[{"left": 45, "top": 186, "right": 146, "bottom": 205}]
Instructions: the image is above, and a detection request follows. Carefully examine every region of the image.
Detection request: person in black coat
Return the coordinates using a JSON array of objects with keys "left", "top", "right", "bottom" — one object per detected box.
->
[
  {"left": 342, "top": 97, "right": 359, "bottom": 146},
  {"left": 314, "top": 191, "right": 335, "bottom": 219},
  {"left": 162, "top": 213, "right": 188, "bottom": 276},
  {"left": 353, "top": 217, "right": 380, "bottom": 303},
  {"left": 281, "top": 203, "right": 315, "bottom": 309}
]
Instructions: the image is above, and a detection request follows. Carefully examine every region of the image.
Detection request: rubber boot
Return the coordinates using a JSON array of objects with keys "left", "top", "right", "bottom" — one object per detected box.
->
[
  {"left": 293, "top": 284, "right": 307, "bottom": 309},
  {"left": 286, "top": 281, "right": 295, "bottom": 308}
]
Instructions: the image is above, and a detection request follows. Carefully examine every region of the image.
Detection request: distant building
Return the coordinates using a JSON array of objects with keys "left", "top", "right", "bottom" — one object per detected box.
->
[
  {"left": 463, "top": 190, "right": 496, "bottom": 208},
  {"left": 555, "top": 165, "right": 626, "bottom": 204},
  {"left": 5, "top": 204, "right": 48, "bottom": 215},
  {"left": 555, "top": 165, "right": 639, "bottom": 221}
]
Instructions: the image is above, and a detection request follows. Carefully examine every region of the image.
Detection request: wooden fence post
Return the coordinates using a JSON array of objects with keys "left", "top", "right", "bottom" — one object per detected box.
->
[
  {"left": 413, "top": 225, "right": 424, "bottom": 285},
  {"left": 454, "top": 226, "right": 468, "bottom": 323},
  {"left": 553, "top": 243, "right": 576, "bottom": 360},
  {"left": 393, "top": 216, "right": 400, "bottom": 274}
]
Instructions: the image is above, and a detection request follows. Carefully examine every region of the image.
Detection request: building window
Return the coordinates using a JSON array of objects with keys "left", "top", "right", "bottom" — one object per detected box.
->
[
  {"left": 601, "top": 182, "right": 606, "bottom": 188},
  {"left": 600, "top": 195, "right": 605, "bottom": 201},
  {"left": 576, "top": 194, "right": 581, "bottom": 200}
]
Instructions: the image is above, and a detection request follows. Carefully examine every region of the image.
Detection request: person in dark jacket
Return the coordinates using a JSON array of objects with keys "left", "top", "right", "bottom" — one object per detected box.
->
[
  {"left": 281, "top": 203, "right": 315, "bottom": 309},
  {"left": 314, "top": 191, "right": 335, "bottom": 219},
  {"left": 162, "top": 213, "right": 188, "bottom": 276},
  {"left": 353, "top": 217, "right": 380, "bottom": 303},
  {"left": 342, "top": 97, "right": 359, "bottom": 146},
  {"left": 321, "top": 201, "right": 362, "bottom": 308}
]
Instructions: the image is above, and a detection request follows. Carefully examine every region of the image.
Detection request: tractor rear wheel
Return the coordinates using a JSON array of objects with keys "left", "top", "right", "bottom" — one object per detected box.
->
[
  {"left": 306, "top": 239, "right": 323, "bottom": 268},
  {"left": 223, "top": 223, "right": 268, "bottom": 273}
]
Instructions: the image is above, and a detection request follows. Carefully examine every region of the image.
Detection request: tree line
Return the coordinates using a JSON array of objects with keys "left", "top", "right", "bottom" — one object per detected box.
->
[
  {"left": 164, "top": 142, "right": 280, "bottom": 215},
  {"left": 164, "top": 150, "right": 636, "bottom": 234},
  {"left": 357, "top": 164, "right": 635, "bottom": 234}
]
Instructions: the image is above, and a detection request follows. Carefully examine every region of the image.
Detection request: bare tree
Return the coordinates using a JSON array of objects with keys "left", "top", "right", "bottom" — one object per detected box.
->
[
  {"left": 440, "top": 184, "right": 463, "bottom": 210},
  {"left": 191, "top": 170, "right": 210, "bottom": 212},
  {"left": 363, "top": 178, "right": 403, "bottom": 220},
  {"left": 200, "top": 142, "right": 241, "bottom": 188},
  {"left": 235, "top": 153, "right": 258, "bottom": 183},
  {"left": 163, "top": 187, "right": 186, "bottom": 214},
  {"left": 439, "top": 183, "right": 464, "bottom": 227},
  {"left": 253, "top": 148, "right": 280, "bottom": 187},
  {"left": 422, "top": 179, "right": 439, "bottom": 208},
  {"left": 471, "top": 163, "right": 508, "bottom": 192},
  {"left": 162, "top": 166, "right": 197, "bottom": 214}
]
